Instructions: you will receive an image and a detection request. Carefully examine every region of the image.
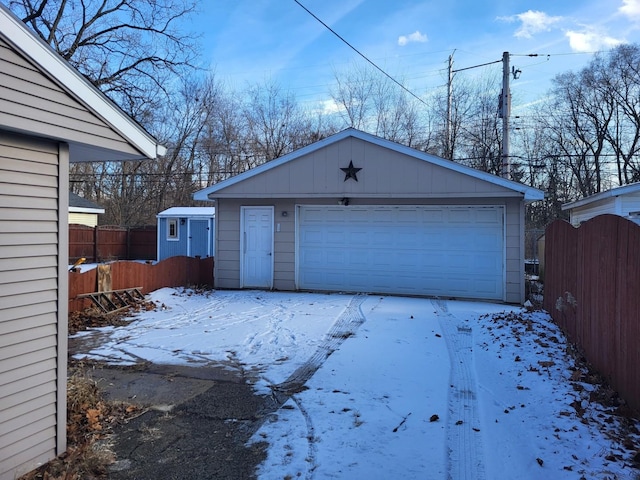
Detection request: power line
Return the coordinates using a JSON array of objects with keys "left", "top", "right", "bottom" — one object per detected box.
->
[
  {"left": 292, "top": 0, "right": 428, "bottom": 106},
  {"left": 452, "top": 58, "right": 502, "bottom": 73}
]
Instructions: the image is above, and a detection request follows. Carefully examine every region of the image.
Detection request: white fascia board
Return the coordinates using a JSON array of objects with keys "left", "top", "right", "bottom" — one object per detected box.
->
[
  {"left": 0, "top": 5, "right": 164, "bottom": 159},
  {"left": 193, "top": 128, "right": 545, "bottom": 202},
  {"left": 69, "top": 207, "right": 105, "bottom": 214}
]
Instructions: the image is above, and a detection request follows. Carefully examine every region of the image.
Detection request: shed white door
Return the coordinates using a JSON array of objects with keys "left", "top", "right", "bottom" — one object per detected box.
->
[
  {"left": 297, "top": 205, "right": 504, "bottom": 300},
  {"left": 241, "top": 206, "right": 274, "bottom": 288}
]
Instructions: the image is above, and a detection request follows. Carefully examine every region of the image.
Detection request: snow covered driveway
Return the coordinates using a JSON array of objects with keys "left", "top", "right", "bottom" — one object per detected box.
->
[{"left": 72, "top": 288, "right": 640, "bottom": 480}]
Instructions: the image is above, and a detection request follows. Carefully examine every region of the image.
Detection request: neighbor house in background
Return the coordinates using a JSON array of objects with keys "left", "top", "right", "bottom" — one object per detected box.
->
[
  {"left": 194, "top": 128, "right": 543, "bottom": 304},
  {"left": 157, "top": 207, "right": 215, "bottom": 261},
  {"left": 0, "top": 5, "right": 164, "bottom": 480},
  {"left": 68, "top": 191, "right": 105, "bottom": 227},
  {"left": 562, "top": 182, "right": 640, "bottom": 226}
]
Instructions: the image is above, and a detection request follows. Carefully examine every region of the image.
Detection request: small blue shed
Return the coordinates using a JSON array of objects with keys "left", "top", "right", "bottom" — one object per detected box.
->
[{"left": 157, "top": 207, "right": 215, "bottom": 261}]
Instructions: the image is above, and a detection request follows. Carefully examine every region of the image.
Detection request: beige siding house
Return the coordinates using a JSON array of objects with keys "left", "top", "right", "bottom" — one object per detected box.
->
[
  {"left": 0, "top": 6, "right": 164, "bottom": 480},
  {"left": 194, "top": 129, "right": 543, "bottom": 304},
  {"left": 69, "top": 192, "right": 105, "bottom": 227}
]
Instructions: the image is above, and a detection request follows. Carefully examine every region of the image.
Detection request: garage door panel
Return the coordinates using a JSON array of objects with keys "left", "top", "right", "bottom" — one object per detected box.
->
[
  {"left": 449, "top": 209, "right": 473, "bottom": 223},
  {"left": 297, "top": 205, "right": 504, "bottom": 300},
  {"left": 420, "top": 209, "right": 444, "bottom": 222},
  {"left": 476, "top": 208, "right": 502, "bottom": 222},
  {"left": 372, "top": 232, "right": 393, "bottom": 246},
  {"left": 473, "top": 253, "right": 502, "bottom": 269},
  {"left": 349, "top": 231, "right": 370, "bottom": 244}
]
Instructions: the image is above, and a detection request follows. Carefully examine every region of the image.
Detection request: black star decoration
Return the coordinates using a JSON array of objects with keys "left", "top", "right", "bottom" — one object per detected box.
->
[{"left": 340, "top": 160, "right": 362, "bottom": 182}]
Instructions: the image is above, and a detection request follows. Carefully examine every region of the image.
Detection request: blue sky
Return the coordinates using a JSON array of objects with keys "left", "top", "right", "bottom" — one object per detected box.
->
[{"left": 195, "top": 0, "right": 640, "bottom": 112}]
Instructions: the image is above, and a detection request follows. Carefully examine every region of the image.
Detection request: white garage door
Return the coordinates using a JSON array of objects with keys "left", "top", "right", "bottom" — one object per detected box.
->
[{"left": 297, "top": 205, "right": 504, "bottom": 300}]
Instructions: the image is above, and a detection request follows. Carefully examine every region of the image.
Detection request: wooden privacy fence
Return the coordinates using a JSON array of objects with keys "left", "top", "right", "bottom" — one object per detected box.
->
[
  {"left": 69, "top": 224, "right": 157, "bottom": 262},
  {"left": 543, "top": 215, "right": 640, "bottom": 411},
  {"left": 69, "top": 256, "right": 214, "bottom": 312}
]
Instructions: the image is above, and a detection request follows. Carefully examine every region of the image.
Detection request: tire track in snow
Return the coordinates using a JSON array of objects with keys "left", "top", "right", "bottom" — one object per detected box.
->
[
  {"left": 262, "top": 295, "right": 366, "bottom": 480},
  {"left": 289, "top": 395, "right": 318, "bottom": 480},
  {"left": 432, "top": 299, "right": 486, "bottom": 480},
  {"left": 272, "top": 294, "right": 366, "bottom": 398}
]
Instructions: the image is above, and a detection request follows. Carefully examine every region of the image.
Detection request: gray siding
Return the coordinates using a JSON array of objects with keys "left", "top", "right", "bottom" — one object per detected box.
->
[
  {"left": 214, "top": 199, "right": 242, "bottom": 289},
  {"left": 214, "top": 196, "right": 525, "bottom": 303},
  {"left": 211, "top": 137, "right": 519, "bottom": 199},
  {"left": 0, "top": 37, "right": 139, "bottom": 157},
  {"left": 0, "top": 131, "right": 67, "bottom": 480}
]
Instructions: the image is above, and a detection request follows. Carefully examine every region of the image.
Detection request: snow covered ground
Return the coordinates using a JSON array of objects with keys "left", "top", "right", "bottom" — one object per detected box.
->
[{"left": 71, "top": 288, "right": 640, "bottom": 479}]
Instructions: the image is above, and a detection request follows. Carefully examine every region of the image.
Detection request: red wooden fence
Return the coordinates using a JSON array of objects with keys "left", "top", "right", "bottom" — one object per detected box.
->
[
  {"left": 69, "top": 256, "right": 214, "bottom": 312},
  {"left": 543, "top": 215, "right": 640, "bottom": 411},
  {"left": 69, "top": 224, "right": 157, "bottom": 262}
]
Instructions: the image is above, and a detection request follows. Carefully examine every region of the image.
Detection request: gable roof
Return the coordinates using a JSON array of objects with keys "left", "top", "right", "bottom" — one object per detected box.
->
[
  {"left": 562, "top": 182, "right": 640, "bottom": 211},
  {"left": 194, "top": 128, "right": 544, "bottom": 202},
  {"left": 0, "top": 4, "right": 165, "bottom": 161},
  {"left": 68, "top": 192, "right": 104, "bottom": 213}
]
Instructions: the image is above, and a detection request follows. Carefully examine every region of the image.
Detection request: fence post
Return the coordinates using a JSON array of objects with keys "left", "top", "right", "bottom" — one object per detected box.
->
[
  {"left": 127, "top": 226, "right": 131, "bottom": 260},
  {"left": 93, "top": 225, "right": 98, "bottom": 263}
]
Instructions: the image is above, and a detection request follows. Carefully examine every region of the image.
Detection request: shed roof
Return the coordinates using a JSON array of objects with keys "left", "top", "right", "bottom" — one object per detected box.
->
[
  {"left": 194, "top": 128, "right": 544, "bottom": 202},
  {"left": 562, "top": 182, "right": 640, "bottom": 211},
  {"left": 157, "top": 207, "right": 215, "bottom": 217},
  {"left": 0, "top": 4, "right": 165, "bottom": 162}
]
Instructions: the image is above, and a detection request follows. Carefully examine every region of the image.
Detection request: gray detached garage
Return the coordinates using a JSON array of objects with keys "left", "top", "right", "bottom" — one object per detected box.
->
[{"left": 194, "top": 128, "right": 543, "bottom": 303}]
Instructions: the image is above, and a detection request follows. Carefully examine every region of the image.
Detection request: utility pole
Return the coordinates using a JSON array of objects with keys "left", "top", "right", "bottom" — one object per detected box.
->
[
  {"left": 500, "top": 51, "right": 510, "bottom": 179},
  {"left": 446, "top": 53, "right": 454, "bottom": 160},
  {"left": 448, "top": 52, "right": 513, "bottom": 170}
]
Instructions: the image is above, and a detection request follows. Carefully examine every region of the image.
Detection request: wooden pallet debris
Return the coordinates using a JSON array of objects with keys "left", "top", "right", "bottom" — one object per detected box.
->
[{"left": 77, "top": 287, "right": 145, "bottom": 313}]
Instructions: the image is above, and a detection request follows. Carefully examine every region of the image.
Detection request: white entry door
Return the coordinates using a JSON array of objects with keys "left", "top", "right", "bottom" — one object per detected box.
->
[{"left": 241, "top": 206, "right": 274, "bottom": 288}]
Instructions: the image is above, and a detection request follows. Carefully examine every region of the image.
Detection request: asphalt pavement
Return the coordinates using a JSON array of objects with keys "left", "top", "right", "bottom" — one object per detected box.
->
[{"left": 84, "top": 363, "right": 273, "bottom": 480}]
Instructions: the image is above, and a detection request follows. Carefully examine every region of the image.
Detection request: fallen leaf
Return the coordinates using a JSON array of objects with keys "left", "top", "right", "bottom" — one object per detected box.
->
[{"left": 86, "top": 408, "right": 102, "bottom": 431}]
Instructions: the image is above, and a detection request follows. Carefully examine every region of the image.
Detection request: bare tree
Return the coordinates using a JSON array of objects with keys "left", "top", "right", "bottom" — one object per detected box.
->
[
  {"left": 331, "top": 62, "right": 428, "bottom": 148},
  {"left": 599, "top": 44, "right": 640, "bottom": 184},
  {"left": 458, "top": 73, "right": 503, "bottom": 174},
  {"left": 242, "top": 80, "right": 318, "bottom": 164},
  {"left": 428, "top": 71, "right": 503, "bottom": 173},
  {"left": 8, "top": 0, "right": 199, "bottom": 117},
  {"left": 545, "top": 69, "right": 613, "bottom": 197},
  {"left": 331, "top": 62, "right": 374, "bottom": 131},
  {"left": 200, "top": 85, "right": 250, "bottom": 184}
]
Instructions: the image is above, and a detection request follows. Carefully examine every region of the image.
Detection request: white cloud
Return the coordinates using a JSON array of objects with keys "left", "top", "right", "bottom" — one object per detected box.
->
[
  {"left": 565, "top": 29, "right": 624, "bottom": 52},
  {"left": 498, "top": 10, "right": 563, "bottom": 38},
  {"left": 620, "top": 0, "right": 640, "bottom": 20},
  {"left": 316, "top": 99, "right": 344, "bottom": 116},
  {"left": 397, "top": 30, "right": 428, "bottom": 46}
]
